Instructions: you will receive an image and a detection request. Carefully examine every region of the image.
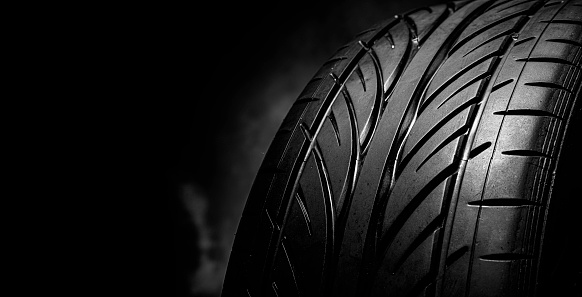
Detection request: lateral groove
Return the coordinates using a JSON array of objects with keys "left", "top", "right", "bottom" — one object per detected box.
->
[
  {"left": 540, "top": 19, "right": 582, "bottom": 25},
  {"left": 497, "top": 0, "right": 536, "bottom": 13},
  {"left": 425, "top": 53, "right": 500, "bottom": 108},
  {"left": 327, "top": 112, "right": 341, "bottom": 146},
  {"left": 491, "top": 78, "right": 514, "bottom": 92},
  {"left": 436, "top": 73, "right": 489, "bottom": 110},
  {"left": 516, "top": 56, "right": 579, "bottom": 68},
  {"left": 445, "top": 246, "right": 469, "bottom": 267},
  {"left": 397, "top": 96, "right": 480, "bottom": 178},
  {"left": 416, "top": 125, "right": 470, "bottom": 172},
  {"left": 493, "top": 109, "right": 562, "bottom": 119},
  {"left": 462, "top": 27, "right": 519, "bottom": 58},
  {"left": 524, "top": 81, "right": 573, "bottom": 93},
  {"left": 281, "top": 242, "right": 301, "bottom": 296},
  {"left": 501, "top": 149, "right": 552, "bottom": 158},
  {"left": 486, "top": 0, "right": 515, "bottom": 12},
  {"left": 449, "top": 10, "right": 528, "bottom": 56},
  {"left": 323, "top": 56, "right": 348, "bottom": 66},
  {"left": 514, "top": 36, "right": 536, "bottom": 45},
  {"left": 467, "top": 198, "right": 540, "bottom": 207},
  {"left": 479, "top": 253, "right": 533, "bottom": 261},
  {"left": 392, "top": 214, "right": 445, "bottom": 273},
  {"left": 468, "top": 142, "right": 492, "bottom": 159},
  {"left": 545, "top": 38, "right": 582, "bottom": 47},
  {"left": 355, "top": 65, "right": 367, "bottom": 91},
  {"left": 379, "top": 164, "right": 458, "bottom": 261},
  {"left": 294, "top": 186, "right": 313, "bottom": 236}
]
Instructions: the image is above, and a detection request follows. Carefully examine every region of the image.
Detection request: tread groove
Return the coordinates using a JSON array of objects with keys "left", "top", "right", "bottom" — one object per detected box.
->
[
  {"left": 486, "top": 0, "right": 515, "bottom": 12},
  {"left": 479, "top": 253, "right": 534, "bottom": 262},
  {"left": 392, "top": 214, "right": 445, "bottom": 273},
  {"left": 294, "top": 186, "right": 313, "bottom": 236},
  {"left": 491, "top": 78, "right": 515, "bottom": 92},
  {"left": 327, "top": 112, "right": 341, "bottom": 146},
  {"left": 497, "top": 0, "right": 536, "bottom": 13},
  {"left": 416, "top": 125, "right": 470, "bottom": 172},
  {"left": 524, "top": 81, "right": 573, "bottom": 93},
  {"left": 545, "top": 38, "right": 582, "bottom": 47},
  {"left": 436, "top": 73, "right": 489, "bottom": 110},
  {"left": 514, "top": 36, "right": 536, "bottom": 45},
  {"left": 516, "top": 56, "right": 579, "bottom": 68},
  {"left": 385, "top": 32, "right": 396, "bottom": 49},
  {"left": 540, "top": 19, "right": 582, "bottom": 25},
  {"left": 398, "top": 96, "right": 480, "bottom": 177},
  {"left": 501, "top": 149, "right": 552, "bottom": 158},
  {"left": 355, "top": 64, "right": 367, "bottom": 91},
  {"left": 493, "top": 109, "right": 562, "bottom": 119},
  {"left": 462, "top": 27, "right": 519, "bottom": 58},
  {"left": 281, "top": 242, "right": 301, "bottom": 295},
  {"left": 425, "top": 53, "right": 501, "bottom": 108},
  {"left": 449, "top": 10, "right": 528, "bottom": 56},
  {"left": 360, "top": 46, "right": 385, "bottom": 153},
  {"left": 323, "top": 56, "right": 348, "bottom": 66},
  {"left": 468, "top": 198, "right": 540, "bottom": 207},
  {"left": 295, "top": 97, "right": 321, "bottom": 104},
  {"left": 379, "top": 164, "right": 458, "bottom": 260},
  {"left": 445, "top": 246, "right": 469, "bottom": 267},
  {"left": 468, "top": 142, "right": 492, "bottom": 159},
  {"left": 544, "top": 1, "right": 562, "bottom": 7}
]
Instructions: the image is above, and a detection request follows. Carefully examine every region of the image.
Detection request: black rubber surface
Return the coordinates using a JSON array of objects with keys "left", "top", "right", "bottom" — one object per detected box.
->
[{"left": 223, "top": 0, "right": 582, "bottom": 296}]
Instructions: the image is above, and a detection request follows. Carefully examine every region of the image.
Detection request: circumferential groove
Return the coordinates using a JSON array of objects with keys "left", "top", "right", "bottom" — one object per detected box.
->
[
  {"left": 467, "top": 198, "right": 540, "bottom": 207},
  {"left": 479, "top": 253, "right": 533, "bottom": 262}
]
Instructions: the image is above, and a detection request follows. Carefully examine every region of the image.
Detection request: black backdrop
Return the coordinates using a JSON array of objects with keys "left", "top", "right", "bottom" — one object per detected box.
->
[{"left": 148, "top": 0, "right": 446, "bottom": 296}]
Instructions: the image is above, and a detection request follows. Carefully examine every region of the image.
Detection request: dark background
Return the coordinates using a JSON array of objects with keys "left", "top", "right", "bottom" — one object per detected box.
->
[{"left": 149, "top": 0, "right": 444, "bottom": 296}]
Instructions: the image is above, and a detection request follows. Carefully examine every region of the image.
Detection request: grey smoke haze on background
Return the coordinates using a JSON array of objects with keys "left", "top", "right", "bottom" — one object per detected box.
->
[{"left": 170, "top": 0, "right": 444, "bottom": 296}]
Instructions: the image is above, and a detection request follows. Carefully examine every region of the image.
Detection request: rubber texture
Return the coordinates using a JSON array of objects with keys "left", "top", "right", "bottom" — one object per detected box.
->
[{"left": 222, "top": 0, "right": 582, "bottom": 296}]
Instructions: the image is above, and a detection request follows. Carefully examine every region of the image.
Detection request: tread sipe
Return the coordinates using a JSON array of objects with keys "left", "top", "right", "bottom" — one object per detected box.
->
[{"left": 222, "top": 0, "right": 582, "bottom": 296}]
